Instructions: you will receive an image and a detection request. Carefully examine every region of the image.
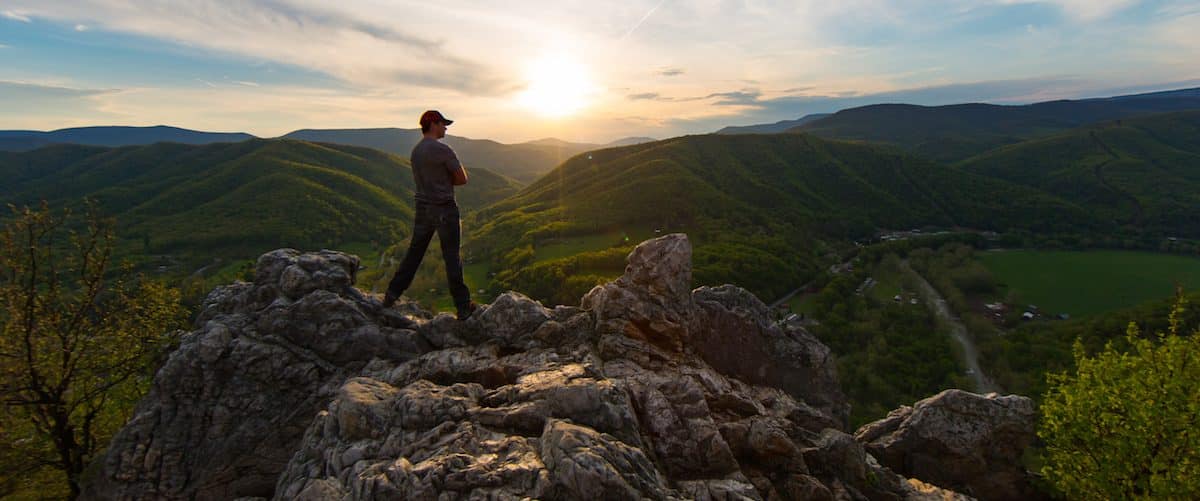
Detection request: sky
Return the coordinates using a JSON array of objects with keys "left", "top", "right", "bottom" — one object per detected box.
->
[{"left": 1, "top": 0, "right": 1198, "bottom": 144}]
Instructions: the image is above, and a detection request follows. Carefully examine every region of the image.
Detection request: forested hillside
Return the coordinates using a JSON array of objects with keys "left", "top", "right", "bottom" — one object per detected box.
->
[
  {"left": 467, "top": 133, "right": 1102, "bottom": 303},
  {"left": 0, "top": 139, "right": 520, "bottom": 260},
  {"left": 960, "top": 110, "right": 1200, "bottom": 237}
]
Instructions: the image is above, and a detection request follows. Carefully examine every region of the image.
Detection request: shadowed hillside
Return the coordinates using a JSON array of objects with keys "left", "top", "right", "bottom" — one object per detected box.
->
[
  {"left": 791, "top": 88, "right": 1200, "bottom": 162},
  {"left": 960, "top": 110, "right": 1200, "bottom": 237}
]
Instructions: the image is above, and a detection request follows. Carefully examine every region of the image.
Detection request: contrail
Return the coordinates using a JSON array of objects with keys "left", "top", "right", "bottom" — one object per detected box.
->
[{"left": 621, "top": 0, "right": 668, "bottom": 41}]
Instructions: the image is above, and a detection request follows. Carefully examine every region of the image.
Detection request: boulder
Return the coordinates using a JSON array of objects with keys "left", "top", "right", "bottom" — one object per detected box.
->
[
  {"left": 83, "top": 249, "right": 429, "bottom": 500},
  {"left": 855, "top": 389, "right": 1040, "bottom": 501}
]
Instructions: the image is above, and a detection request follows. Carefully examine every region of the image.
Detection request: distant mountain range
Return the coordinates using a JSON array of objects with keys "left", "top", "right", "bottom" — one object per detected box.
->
[
  {"left": 789, "top": 87, "right": 1200, "bottom": 162},
  {"left": 0, "top": 125, "right": 652, "bottom": 183},
  {"left": 0, "top": 125, "right": 254, "bottom": 152},
  {"left": 714, "top": 114, "right": 831, "bottom": 134}
]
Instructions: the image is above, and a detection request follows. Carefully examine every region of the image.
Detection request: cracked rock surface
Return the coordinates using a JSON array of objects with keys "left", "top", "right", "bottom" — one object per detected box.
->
[{"left": 84, "top": 235, "right": 1031, "bottom": 500}]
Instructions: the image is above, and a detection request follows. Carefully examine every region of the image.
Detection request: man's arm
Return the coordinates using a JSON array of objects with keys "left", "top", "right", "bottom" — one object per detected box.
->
[
  {"left": 444, "top": 144, "right": 469, "bottom": 185},
  {"left": 452, "top": 164, "right": 469, "bottom": 186}
]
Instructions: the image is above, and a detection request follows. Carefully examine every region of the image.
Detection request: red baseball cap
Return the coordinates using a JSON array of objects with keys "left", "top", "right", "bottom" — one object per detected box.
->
[{"left": 419, "top": 110, "right": 453, "bottom": 127}]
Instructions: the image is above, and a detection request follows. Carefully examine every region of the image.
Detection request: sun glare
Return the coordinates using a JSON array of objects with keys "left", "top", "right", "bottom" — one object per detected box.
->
[{"left": 516, "top": 53, "right": 596, "bottom": 118}]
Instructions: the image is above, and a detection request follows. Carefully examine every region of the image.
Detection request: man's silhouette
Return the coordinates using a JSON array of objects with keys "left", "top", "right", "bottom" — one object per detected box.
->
[{"left": 383, "top": 110, "right": 477, "bottom": 320}]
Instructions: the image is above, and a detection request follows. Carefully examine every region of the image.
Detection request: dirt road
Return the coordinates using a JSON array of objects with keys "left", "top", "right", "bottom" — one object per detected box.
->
[{"left": 903, "top": 261, "right": 1000, "bottom": 393}]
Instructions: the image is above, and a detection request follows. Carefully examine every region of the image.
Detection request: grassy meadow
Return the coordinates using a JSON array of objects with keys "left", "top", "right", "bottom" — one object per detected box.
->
[{"left": 979, "top": 249, "right": 1200, "bottom": 316}]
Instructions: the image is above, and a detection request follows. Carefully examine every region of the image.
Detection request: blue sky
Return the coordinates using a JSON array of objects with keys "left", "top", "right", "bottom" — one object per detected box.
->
[{"left": 1, "top": 1, "right": 1198, "bottom": 143}]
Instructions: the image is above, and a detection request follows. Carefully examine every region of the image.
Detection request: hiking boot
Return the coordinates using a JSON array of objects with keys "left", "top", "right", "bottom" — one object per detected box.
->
[
  {"left": 382, "top": 291, "right": 399, "bottom": 309},
  {"left": 456, "top": 301, "right": 478, "bottom": 321}
]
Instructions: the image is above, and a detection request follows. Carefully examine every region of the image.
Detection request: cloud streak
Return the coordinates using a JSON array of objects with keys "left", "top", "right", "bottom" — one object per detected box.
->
[
  {"left": 2, "top": 0, "right": 511, "bottom": 95},
  {"left": 2, "top": 10, "right": 31, "bottom": 22}
]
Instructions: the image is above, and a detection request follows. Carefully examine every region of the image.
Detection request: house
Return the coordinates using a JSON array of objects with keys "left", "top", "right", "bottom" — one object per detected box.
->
[{"left": 1022, "top": 312, "right": 1035, "bottom": 320}]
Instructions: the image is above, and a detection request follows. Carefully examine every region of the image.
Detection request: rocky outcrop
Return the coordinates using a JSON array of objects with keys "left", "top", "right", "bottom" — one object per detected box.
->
[
  {"left": 82, "top": 250, "right": 430, "bottom": 500},
  {"left": 84, "top": 234, "right": 1025, "bottom": 500},
  {"left": 854, "top": 389, "right": 1041, "bottom": 501}
]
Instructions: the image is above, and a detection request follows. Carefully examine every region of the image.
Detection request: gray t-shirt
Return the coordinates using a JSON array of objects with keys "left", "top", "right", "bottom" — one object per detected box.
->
[{"left": 410, "top": 138, "right": 463, "bottom": 205}]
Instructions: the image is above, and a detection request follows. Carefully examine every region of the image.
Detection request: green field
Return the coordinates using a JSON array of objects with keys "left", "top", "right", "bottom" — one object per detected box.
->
[{"left": 979, "top": 250, "right": 1200, "bottom": 316}]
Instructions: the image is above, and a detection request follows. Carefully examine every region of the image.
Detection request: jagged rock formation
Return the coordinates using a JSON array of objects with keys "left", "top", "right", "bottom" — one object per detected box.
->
[
  {"left": 84, "top": 234, "right": 1029, "bottom": 500},
  {"left": 854, "top": 390, "right": 1041, "bottom": 501}
]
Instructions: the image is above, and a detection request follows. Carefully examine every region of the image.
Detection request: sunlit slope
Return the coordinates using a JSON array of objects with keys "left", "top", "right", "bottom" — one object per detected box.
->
[
  {"left": 960, "top": 111, "right": 1200, "bottom": 236},
  {"left": 0, "top": 139, "right": 521, "bottom": 255},
  {"left": 468, "top": 133, "right": 1099, "bottom": 301}
]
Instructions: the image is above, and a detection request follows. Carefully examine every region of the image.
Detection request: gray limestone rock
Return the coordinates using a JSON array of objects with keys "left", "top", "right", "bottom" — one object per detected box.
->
[
  {"left": 83, "top": 239, "right": 1017, "bottom": 501},
  {"left": 855, "top": 389, "right": 1040, "bottom": 501}
]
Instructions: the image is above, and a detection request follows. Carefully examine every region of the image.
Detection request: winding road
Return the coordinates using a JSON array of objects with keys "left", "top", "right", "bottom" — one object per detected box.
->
[{"left": 902, "top": 260, "right": 1000, "bottom": 394}]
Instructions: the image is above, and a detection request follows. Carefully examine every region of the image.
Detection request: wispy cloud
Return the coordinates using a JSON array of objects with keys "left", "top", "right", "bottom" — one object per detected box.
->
[
  {"left": 2, "top": 1, "right": 512, "bottom": 95},
  {"left": 74, "top": 23, "right": 87, "bottom": 31},
  {"left": 995, "top": 0, "right": 1139, "bottom": 21},
  {"left": 2, "top": 10, "right": 31, "bottom": 22},
  {"left": 621, "top": 0, "right": 669, "bottom": 41},
  {"left": 0, "top": 44, "right": 10, "bottom": 49},
  {"left": 628, "top": 92, "right": 665, "bottom": 101},
  {"left": 658, "top": 67, "right": 685, "bottom": 77}
]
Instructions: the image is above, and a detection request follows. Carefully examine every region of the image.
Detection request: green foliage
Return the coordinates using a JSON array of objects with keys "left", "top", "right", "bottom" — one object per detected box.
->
[
  {"left": 1039, "top": 295, "right": 1200, "bottom": 499},
  {"left": 978, "top": 290, "right": 1200, "bottom": 405},
  {"left": 807, "top": 253, "right": 966, "bottom": 426},
  {"left": 0, "top": 202, "right": 189, "bottom": 499}
]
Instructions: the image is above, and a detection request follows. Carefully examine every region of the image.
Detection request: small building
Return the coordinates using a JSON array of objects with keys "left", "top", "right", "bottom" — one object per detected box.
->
[
  {"left": 893, "top": 294, "right": 902, "bottom": 302},
  {"left": 1022, "top": 312, "right": 1035, "bottom": 320},
  {"left": 1057, "top": 313, "right": 1071, "bottom": 320}
]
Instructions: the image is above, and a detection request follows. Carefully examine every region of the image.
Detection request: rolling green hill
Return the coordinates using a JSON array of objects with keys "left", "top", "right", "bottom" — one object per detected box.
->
[
  {"left": 0, "top": 139, "right": 521, "bottom": 262},
  {"left": 467, "top": 133, "right": 1103, "bottom": 303},
  {"left": 791, "top": 88, "right": 1200, "bottom": 162},
  {"left": 959, "top": 111, "right": 1200, "bottom": 237}
]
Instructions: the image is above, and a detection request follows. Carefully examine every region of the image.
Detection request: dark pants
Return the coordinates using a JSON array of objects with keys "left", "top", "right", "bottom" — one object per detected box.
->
[{"left": 387, "top": 202, "right": 471, "bottom": 308}]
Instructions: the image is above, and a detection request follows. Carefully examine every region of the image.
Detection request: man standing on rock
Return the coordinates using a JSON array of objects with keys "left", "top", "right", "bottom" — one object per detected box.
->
[{"left": 382, "top": 110, "right": 478, "bottom": 320}]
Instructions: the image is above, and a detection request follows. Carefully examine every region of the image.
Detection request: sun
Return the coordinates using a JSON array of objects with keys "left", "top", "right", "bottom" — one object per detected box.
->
[{"left": 516, "top": 53, "right": 597, "bottom": 118}]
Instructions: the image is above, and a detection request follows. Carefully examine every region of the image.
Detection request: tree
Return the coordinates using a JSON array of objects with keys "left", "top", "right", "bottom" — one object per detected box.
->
[
  {"left": 0, "top": 202, "right": 187, "bottom": 499},
  {"left": 1039, "top": 293, "right": 1200, "bottom": 499}
]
